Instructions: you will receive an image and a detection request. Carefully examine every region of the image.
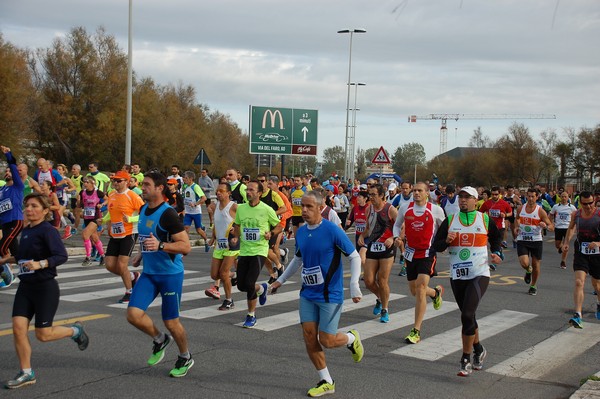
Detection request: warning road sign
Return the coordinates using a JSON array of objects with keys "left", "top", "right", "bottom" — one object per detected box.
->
[{"left": 371, "top": 146, "right": 391, "bottom": 164}]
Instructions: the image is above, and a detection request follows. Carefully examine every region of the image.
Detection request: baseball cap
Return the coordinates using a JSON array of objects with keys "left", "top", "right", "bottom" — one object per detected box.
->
[
  {"left": 359, "top": 184, "right": 367, "bottom": 190},
  {"left": 167, "top": 178, "right": 178, "bottom": 185},
  {"left": 325, "top": 184, "right": 335, "bottom": 192},
  {"left": 459, "top": 186, "right": 478, "bottom": 198},
  {"left": 388, "top": 183, "right": 397, "bottom": 191},
  {"left": 112, "top": 170, "right": 130, "bottom": 181}
]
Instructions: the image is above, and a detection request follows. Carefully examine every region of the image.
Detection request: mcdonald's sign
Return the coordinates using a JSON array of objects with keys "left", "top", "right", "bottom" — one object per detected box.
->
[{"left": 249, "top": 105, "right": 318, "bottom": 156}]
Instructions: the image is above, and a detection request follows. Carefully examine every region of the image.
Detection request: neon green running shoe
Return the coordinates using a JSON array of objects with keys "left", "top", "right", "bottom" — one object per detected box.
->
[
  {"left": 405, "top": 328, "right": 421, "bottom": 344},
  {"left": 169, "top": 355, "right": 194, "bottom": 378},
  {"left": 347, "top": 329, "right": 364, "bottom": 362},
  {"left": 433, "top": 285, "right": 444, "bottom": 310},
  {"left": 307, "top": 379, "right": 335, "bottom": 397},
  {"left": 147, "top": 334, "right": 172, "bottom": 366}
]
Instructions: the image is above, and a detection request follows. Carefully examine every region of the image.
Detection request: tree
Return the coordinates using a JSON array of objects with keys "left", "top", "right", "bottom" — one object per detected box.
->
[
  {"left": 494, "top": 123, "right": 540, "bottom": 185},
  {"left": 0, "top": 34, "right": 35, "bottom": 152},
  {"left": 321, "top": 145, "right": 345, "bottom": 177},
  {"left": 468, "top": 127, "right": 493, "bottom": 148},
  {"left": 553, "top": 140, "right": 573, "bottom": 187},
  {"left": 391, "top": 142, "right": 426, "bottom": 179},
  {"left": 355, "top": 147, "right": 366, "bottom": 179}
]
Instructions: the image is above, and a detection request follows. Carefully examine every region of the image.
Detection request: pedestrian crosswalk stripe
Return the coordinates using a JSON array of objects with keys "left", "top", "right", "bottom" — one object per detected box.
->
[
  {"left": 59, "top": 270, "right": 198, "bottom": 290},
  {"left": 391, "top": 309, "right": 536, "bottom": 361},
  {"left": 487, "top": 322, "right": 600, "bottom": 380},
  {"left": 250, "top": 293, "right": 406, "bottom": 331},
  {"left": 61, "top": 276, "right": 214, "bottom": 302},
  {"left": 179, "top": 289, "right": 302, "bottom": 320},
  {"left": 340, "top": 301, "right": 460, "bottom": 339}
]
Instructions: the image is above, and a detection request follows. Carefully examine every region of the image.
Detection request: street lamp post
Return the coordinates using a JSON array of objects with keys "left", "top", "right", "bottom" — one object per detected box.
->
[
  {"left": 338, "top": 28, "right": 366, "bottom": 183},
  {"left": 125, "top": 0, "right": 133, "bottom": 164},
  {"left": 349, "top": 82, "right": 365, "bottom": 183}
]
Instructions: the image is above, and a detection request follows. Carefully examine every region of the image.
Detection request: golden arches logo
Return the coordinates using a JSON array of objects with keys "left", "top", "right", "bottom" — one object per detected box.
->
[{"left": 262, "top": 109, "right": 284, "bottom": 129}]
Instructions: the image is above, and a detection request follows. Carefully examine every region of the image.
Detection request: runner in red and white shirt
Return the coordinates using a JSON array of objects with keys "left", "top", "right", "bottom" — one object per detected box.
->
[
  {"left": 478, "top": 186, "right": 513, "bottom": 249},
  {"left": 393, "top": 182, "right": 446, "bottom": 344}
]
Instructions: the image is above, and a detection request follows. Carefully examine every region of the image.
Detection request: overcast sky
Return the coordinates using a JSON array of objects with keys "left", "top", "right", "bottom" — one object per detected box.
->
[{"left": 2, "top": 0, "right": 599, "bottom": 161}]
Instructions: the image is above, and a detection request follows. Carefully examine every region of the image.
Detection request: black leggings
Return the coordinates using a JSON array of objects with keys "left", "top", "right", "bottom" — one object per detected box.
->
[
  {"left": 450, "top": 276, "right": 489, "bottom": 336},
  {"left": 236, "top": 255, "right": 266, "bottom": 300},
  {"left": 0, "top": 219, "right": 24, "bottom": 257}
]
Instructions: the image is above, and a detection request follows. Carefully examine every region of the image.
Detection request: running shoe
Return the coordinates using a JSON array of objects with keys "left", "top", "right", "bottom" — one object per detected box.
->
[
  {"left": 398, "top": 265, "right": 407, "bottom": 277},
  {"left": 243, "top": 314, "right": 257, "bottom": 328},
  {"left": 5, "top": 370, "right": 36, "bottom": 389},
  {"left": 597, "top": 304, "right": 600, "bottom": 320},
  {"left": 231, "top": 274, "right": 238, "bottom": 287},
  {"left": 405, "top": 328, "right": 421, "bottom": 344},
  {"left": 132, "top": 271, "right": 140, "bottom": 288},
  {"left": 347, "top": 329, "right": 364, "bottom": 362},
  {"left": 204, "top": 243, "right": 210, "bottom": 252},
  {"left": 169, "top": 355, "right": 194, "bottom": 378},
  {"left": 258, "top": 282, "right": 268, "bottom": 305},
  {"left": 524, "top": 268, "right": 532, "bottom": 285},
  {"left": 81, "top": 257, "right": 93, "bottom": 267},
  {"left": 267, "top": 275, "right": 277, "bottom": 285},
  {"left": 373, "top": 299, "right": 382, "bottom": 316},
  {"left": 307, "top": 380, "right": 335, "bottom": 397},
  {"left": 91, "top": 247, "right": 98, "bottom": 259},
  {"left": 472, "top": 346, "right": 487, "bottom": 370},
  {"left": 276, "top": 264, "right": 285, "bottom": 278},
  {"left": 489, "top": 264, "right": 497, "bottom": 271},
  {"left": 501, "top": 240, "right": 508, "bottom": 249},
  {"left": 71, "top": 228, "right": 77, "bottom": 235},
  {"left": 528, "top": 286, "right": 537, "bottom": 296},
  {"left": 569, "top": 313, "right": 583, "bottom": 329},
  {"left": 204, "top": 285, "right": 220, "bottom": 300},
  {"left": 560, "top": 261, "right": 566, "bottom": 269},
  {"left": 458, "top": 358, "right": 473, "bottom": 377},
  {"left": 99, "top": 256, "right": 105, "bottom": 267},
  {"left": 61, "top": 225, "right": 72, "bottom": 240},
  {"left": 432, "top": 285, "right": 444, "bottom": 310},
  {"left": 72, "top": 321, "right": 89, "bottom": 351},
  {"left": 218, "top": 299, "right": 234, "bottom": 310},
  {"left": 380, "top": 308, "right": 389, "bottom": 323},
  {"left": 118, "top": 292, "right": 131, "bottom": 303},
  {"left": 513, "top": 240, "right": 517, "bottom": 249},
  {"left": 0, "top": 264, "right": 15, "bottom": 289},
  {"left": 148, "top": 334, "right": 172, "bottom": 366},
  {"left": 281, "top": 247, "right": 289, "bottom": 264},
  {"left": 558, "top": 247, "right": 563, "bottom": 254}
]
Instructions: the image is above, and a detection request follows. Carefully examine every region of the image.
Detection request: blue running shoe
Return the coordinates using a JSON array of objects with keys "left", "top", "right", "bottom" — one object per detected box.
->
[
  {"left": 569, "top": 313, "right": 583, "bottom": 329},
  {"left": 373, "top": 299, "right": 382, "bottom": 316},
  {"left": 0, "top": 264, "right": 15, "bottom": 289},
  {"left": 259, "top": 283, "right": 268, "bottom": 305},
  {"left": 596, "top": 304, "right": 600, "bottom": 320},
  {"left": 380, "top": 309, "right": 389, "bottom": 323},
  {"left": 243, "top": 314, "right": 257, "bottom": 328}
]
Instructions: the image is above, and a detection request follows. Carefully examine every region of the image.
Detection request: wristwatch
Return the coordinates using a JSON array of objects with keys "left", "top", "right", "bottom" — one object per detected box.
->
[{"left": 158, "top": 242, "right": 165, "bottom": 251}]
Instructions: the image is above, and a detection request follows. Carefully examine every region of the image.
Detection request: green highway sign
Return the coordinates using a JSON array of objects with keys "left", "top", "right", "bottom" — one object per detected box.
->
[{"left": 249, "top": 106, "right": 318, "bottom": 155}]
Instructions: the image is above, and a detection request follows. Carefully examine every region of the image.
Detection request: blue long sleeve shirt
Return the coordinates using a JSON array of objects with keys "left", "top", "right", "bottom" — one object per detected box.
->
[{"left": 0, "top": 151, "right": 24, "bottom": 224}]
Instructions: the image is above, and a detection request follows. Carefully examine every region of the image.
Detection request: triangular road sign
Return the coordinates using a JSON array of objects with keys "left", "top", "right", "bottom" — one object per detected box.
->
[
  {"left": 193, "top": 148, "right": 212, "bottom": 165},
  {"left": 371, "top": 146, "right": 391, "bottom": 164}
]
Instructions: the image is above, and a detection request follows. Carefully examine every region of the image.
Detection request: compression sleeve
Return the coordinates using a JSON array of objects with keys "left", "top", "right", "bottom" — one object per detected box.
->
[
  {"left": 276, "top": 255, "right": 302, "bottom": 285},
  {"left": 348, "top": 250, "right": 363, "bottom": 298}
]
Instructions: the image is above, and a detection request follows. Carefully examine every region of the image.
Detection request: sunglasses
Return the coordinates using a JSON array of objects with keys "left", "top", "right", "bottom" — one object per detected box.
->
[
  {"left": 258, "top": 179, "right": 266, "bottom": 183},
  {"left": 112, "top": 179, "right": 125, "bottom": 183},
  {"left": 581, "top": 201, "right": 594, "bottom": 206}
]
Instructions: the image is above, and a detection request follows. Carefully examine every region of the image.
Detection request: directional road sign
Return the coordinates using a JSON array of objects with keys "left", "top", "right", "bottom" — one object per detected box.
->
[{"left": 249, "top": 106, "right": 318, "bottom": 155}]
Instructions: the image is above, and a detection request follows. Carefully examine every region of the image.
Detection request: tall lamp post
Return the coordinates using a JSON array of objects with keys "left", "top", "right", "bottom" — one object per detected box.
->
[
  {"left": 338, "top": 28, "right": 366, "bottom": 183},
  {"left": 349, "top": 82, "right": 365, "bottom": 183},
  {"left": 125, "top": 0, "right": 133, "bottom": 164}
]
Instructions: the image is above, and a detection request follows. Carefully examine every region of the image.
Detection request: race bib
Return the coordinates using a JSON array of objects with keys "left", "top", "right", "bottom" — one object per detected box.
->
[
  {"left": 355, "top": 222, "right": 366, "bottom": 233},
  {"left": 452, "top": 261, "right": 473, "bottom": 279},
  {"left": 489, "top": 209, "right": 501, "bottom": 218},
  {"left": 520, "top": 233, "right": 534, "bottom": 241},
  {"left": 217, "top": 238, "right": 228, "bottom": 250},
  {"left": 581, "top": 242, "right": 600, "bottom": 255},
  {"left": 83, "top": 207, "right": 96, "bottom": 217},
  {"left": 0, "top": 198, "right": 13, "bottom": 213},
  {"left": 184, "top": 198, "right": 194, "bottom": 206},
  {"left": 111, "top": 221, "right": 125, "bottom": 235},
  {"left": 138, "top": 234, "right": 154, "bottom": 252},
  {"left": 17, "top": 259, "right": 34, "bottom": 275},
  {"left": 302, "top": 265, "right": 324, "bottom": 286},
  {"left": 559, "top": 213, "right": 569, "bottom": 221},
  {"left": 292, "top": 198, "right": 302, "bottom": 206},
  {"left": 370, "top": 241, "right": 386, "bottom": 253},
  {"left": 404, "top": 245, "right": 415, "bottom": 262},
  {"left": 243, "top": 227, "right": 260, "bottom": 242}
]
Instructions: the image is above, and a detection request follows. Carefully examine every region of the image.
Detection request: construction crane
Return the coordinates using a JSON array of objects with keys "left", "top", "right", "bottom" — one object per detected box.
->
[{"left": 408, "top": 114, "right": 557, "bottom": 155}]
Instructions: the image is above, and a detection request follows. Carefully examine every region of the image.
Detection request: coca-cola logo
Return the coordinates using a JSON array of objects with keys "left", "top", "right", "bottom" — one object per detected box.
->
[{"left": 297, "top": 146, "right": 311, "bottom": 153}]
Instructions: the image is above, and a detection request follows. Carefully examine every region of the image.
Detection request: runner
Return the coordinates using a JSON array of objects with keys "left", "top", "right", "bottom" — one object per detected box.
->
[
  {"left": 198, "top": 168, "right": 215, "bottom": 227},
  {"left": 130, "top": 163, "right": 144, "bottom": 184},
  {"left": 3, "top": 193, "right": 88, "bottom": 389},
  {"left": 103, "top": 170, "right": 145, "bottom": 303},
  {"left": 79, "top": 176, "right": 106, "bottom": 267},
  {"left": 392, "top": 182, "right": 446, "bottom": 344},
  {"left": 0, "top": 146, "right": 24, "bottom": 289},
  {"left": 478, "top": 186, "right": 513, "bottom": 266},
  {"left": 433, "top": 186, "right": 503, "bottom": 377},
  {"left": 127, "top": 172, "right": 194, "bottom": 377},
  {"left": 440, "top": 184, "right": 460, "bottom": 217},
  {"left": 230, "top": 179, "right": 282, "bottom": 327},
  {"left": 515, "top": 188, "right": 554, "bottom": 295},
  {"left": 226, "top": 168, "right": 247, "bottom": 204},
  {"left": 358, "top": 183, "right": 398, "bottom": 323},
  {"left": 86, "top": 162, "right": 111, "bottom": 193},
  {"left": 289, "top": 175, "right": 307, "bottom": 238},
  {"left": 269, "top": 189, "right": 364, "bottom": 397},
  {"left": 550, "top": 191, "right": 577, "bottom": 269},
  {"left": 503, "top": 185, "right": 522, "bottom": 248},
  {"left": 182, "top": 171, "right": 209, "bottom": 252},
  {"left": 562, "top": 191, "right": 600, "bottom": 329},
  {"left": 206, "top": 182, "right": 239, "bottom": 310}
]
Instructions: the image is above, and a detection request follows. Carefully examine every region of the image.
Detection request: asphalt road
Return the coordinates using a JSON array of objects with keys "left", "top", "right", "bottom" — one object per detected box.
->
[{"left": 1, "top": 234, "right": 599, "bottom": 398}]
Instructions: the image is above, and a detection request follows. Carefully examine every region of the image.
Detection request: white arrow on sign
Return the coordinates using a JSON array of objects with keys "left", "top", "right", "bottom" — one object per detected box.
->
[{"left": 302, "top": 126, "right": 308, "bottom": 142}]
